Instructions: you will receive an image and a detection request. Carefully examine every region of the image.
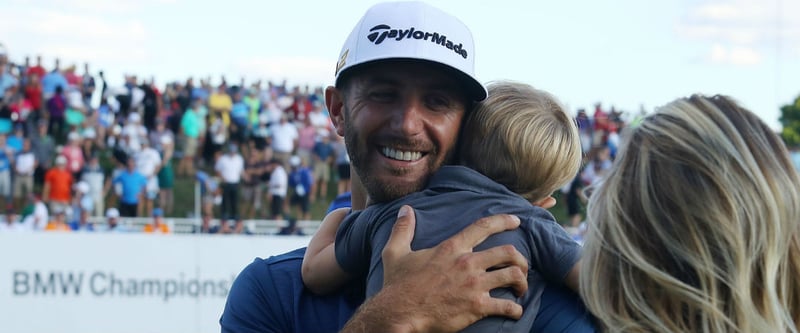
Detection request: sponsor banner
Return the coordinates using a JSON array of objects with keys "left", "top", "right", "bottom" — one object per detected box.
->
[{"left": 0, "top": 233, "right": 311, "bottom": 333}]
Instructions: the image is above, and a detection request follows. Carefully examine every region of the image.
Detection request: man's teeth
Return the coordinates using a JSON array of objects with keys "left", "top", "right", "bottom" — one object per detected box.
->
[{"left": 382, "top": 147, "right": 422, "bottom": 161}]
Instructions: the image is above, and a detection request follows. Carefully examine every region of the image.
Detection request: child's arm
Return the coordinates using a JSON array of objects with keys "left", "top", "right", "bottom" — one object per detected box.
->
[
  {"left": 302, "top": 207, "right": 352, "bottom": 295},
  {"left": 564, "top": 260, "right": 580, "bottom": 292}
]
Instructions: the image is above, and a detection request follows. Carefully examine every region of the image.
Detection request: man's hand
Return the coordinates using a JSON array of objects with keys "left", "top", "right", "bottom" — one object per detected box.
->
[{"left": 341, "top": 205, "right": 528, "bottom": 333}]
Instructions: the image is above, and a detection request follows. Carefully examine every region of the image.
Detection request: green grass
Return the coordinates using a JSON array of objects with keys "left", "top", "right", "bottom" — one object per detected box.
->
[{"left": 167, "top": 163, "right": 575, "bottom": 225}]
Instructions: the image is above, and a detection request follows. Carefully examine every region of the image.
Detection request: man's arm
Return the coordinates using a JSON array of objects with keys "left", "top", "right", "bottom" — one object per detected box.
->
[{"left": 341, "top": 205, "right": 528, "bottom": 333}]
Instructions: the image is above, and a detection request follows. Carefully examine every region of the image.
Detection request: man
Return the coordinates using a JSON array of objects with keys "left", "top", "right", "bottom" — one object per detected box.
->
[
  {"left": 31, "top": 119, "right": 55, "bottom": 186},
  {"left": 221, "top": 2, "right": 594, "bottom": 332},
  {"left": 113, "top": 157, "right": 147, "bottom": 217},
  {"left": 13, "top": 138, "right": 36, "bottom": 208},
  {"left": 215, "top": 144, "right": 245, "bottom": 233},
  {"left": 287, "top": 155, "right": 312, "bottom": 221},
  {"left": 135, "top": 139, "right": 161, "bottom": 217},
  {"left": 43, "top": 155, "right": 73, "bottom": 214},
  {"left": 0, "top": 133, "right": 15, "bottom": 209}
]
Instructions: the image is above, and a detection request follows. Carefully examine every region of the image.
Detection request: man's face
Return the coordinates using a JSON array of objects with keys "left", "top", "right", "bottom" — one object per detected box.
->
[{"left": 328, "top": 61, "right": 467, "bottom": 203}]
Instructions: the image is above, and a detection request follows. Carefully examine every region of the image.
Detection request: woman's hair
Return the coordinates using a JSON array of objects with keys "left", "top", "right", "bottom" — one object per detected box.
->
[
  {"left": 459, "top": 80, "right": 582, "bottom": 202},
  {"left": 580, "top": 95, "right": 800, "bottom": 332}
]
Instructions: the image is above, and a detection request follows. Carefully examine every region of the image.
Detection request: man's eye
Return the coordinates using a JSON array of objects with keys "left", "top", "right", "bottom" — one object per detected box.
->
[
  {"left": 369, "top": 91, "right": 396, "bottom": 102},
  {"left": 427, "top": 95, "right": 452, "bottom": 109}
]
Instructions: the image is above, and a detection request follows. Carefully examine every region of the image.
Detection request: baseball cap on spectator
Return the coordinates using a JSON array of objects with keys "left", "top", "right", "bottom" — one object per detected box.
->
[
  {"left": 153, "top": 208, "right": 164, "bottom": 217},
  {"left": 67, "top": 132, "right": 80, "bottom": 142},
  {"left": 55, "top": 155, "right": 67, "bottom": 165},
  {"left": 334, "top": 1, "right": 486, "bottom": 102},
  {"left": 128, "top": 112, "right": 141, "bottom": 123},
  {"left": 75, "top": 181, "right": 90, "bottom": 194},
  {"left": 226, "top": 143, "right": 238, "bottom": 153},
  {"left": 289, "top": 155, "right": 301, "bottom": 167},
  {"left": 106, "top": 208, "right": 120, "bottom": 218}
]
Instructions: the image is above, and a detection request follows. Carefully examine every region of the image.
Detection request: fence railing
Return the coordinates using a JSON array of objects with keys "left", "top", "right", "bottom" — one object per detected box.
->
[{"left": 86, "top": 216, "right": 322, "bottom": 235}]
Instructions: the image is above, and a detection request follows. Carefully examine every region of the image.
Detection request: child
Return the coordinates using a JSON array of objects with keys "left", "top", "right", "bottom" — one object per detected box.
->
[{"left": 302, "top": 81, "right": 584, "bottom": 332}]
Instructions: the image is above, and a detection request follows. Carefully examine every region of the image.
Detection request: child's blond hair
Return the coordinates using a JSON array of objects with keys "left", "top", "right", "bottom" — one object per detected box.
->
[{"left": 459, "top": 80, "right": 582, "bottom": 203}]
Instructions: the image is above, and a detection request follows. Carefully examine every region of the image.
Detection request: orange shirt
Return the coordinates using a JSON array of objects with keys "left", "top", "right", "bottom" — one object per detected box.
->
[
  {"left": 45, "top": 221, "right": 71, "bottom": 232},
  {"left": 143, "top": 223, "right": 170, "bottom": 234},
  {"left": 45, "top": 169, "right": 73, "bottom": 203}
]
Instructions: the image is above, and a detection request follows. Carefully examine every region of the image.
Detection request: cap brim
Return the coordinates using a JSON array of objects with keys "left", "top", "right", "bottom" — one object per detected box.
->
[{"left": 336, "top": 58, "right": 487, "bottom": 102}]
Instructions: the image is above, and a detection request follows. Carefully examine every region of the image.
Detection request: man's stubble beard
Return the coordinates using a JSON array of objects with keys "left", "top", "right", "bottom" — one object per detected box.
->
[{"left": 342, "top": 106, "right": 454, "bottom": 204}]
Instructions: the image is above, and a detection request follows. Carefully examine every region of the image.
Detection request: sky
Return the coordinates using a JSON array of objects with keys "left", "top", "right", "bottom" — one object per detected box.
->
[{"left": 1, "top": 0, "right": 798, "bottom": 129}]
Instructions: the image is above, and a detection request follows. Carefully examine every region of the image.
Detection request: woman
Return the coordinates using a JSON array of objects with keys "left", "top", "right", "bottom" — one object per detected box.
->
[{"left": 581, "top": 95, "right": 800, "bottom": 332}]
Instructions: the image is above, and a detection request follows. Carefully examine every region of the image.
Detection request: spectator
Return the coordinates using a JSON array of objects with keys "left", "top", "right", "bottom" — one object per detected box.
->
[
  {"left": 43, "top": 156, "right": 75, "bottom": 214},
  {"left": 68, "top": 183, "right": 95, "bottom": 232},
  {"left": 26, "top": 55, "right": 45, "bottom": 81},
  {"left": 121, "top": 112, "right": 147, "bottom": 154},
  {"left": 215, "top": 144, "right": 244, "bottom": 233},
  {"left": 23, "top": 73, "right": 43, "bottom": 116},
  {"left": 0, "top": 51, "right": 18, "bottom": 97},
  {"left": 287, "top": 155, "right": 312, "bottom": 221},
  {"left": 149, "top": 118, "right": 174, "bottom": 155},
  {"left": 270, "top": 114, "right": 298, "bottom": 170},
  {"left": 208, "top": 84, "right": 232, "bottom": 127},
  {"left": 44, "top": 206, "right": 71, "bottom": 232},
  {"left": 6, "top": 124, "right": 23, "bottom": 151},
  {"left": 0, "top": 206, "right": 25, "bottom": 232},
  {"left": 243, "top": 87, "right": 261, "bottom": 129},
  {"left": 195, "top": 170, "right": 220, "bottom": 220},
  {"left": 80, "top": 154, "right": 105, "bottom": 217},
  {"left": 31, "top": 119, "right": 55, "bottom": 186},
  {"left": 267, "top": 158, "right": 287, "bottom": 221},
  {"left": 135, "top": 138, "right": 161, "bottom": 217},
  {"left": 112, "top": 157, "right": 146, "bottom": 217},
  {"left": 21, "top": 194, "right": 48, "bottom": 231},
  {"left": 295, "top": 117, "right": 317, "bottom": 171},
  {"left": 276, "top": 217, "right": 304, "bottom": 236},
  {"left": 143, "top": 208, "right": 170, "bottom": 233},
  {"left": 310, "top": 130, "right": 333, "bottom": 202},
  {"left": 178, "top": 97, "right": 202, "bottom": 177},
  {"left": 157, "top": 135, "right": 175, "bottom": 215},
  {"left": 241, "top": 149, "right": 265, "bottom": 220},
  {"left": 13, "top": 138, "right": 36, "bottom": 208},
  {"left": 230, "top": 89, "right": 249, "bottom": 145},
  {"left": 81, "top": 63, "right": 95, "bottom": 108},
  {"left": 581, "top": 146, "right": 612, "bottom": 186},
  {"left": 46, "top": 85, "right": 67, "bottom": 143},
  {"left": 62, "top": 132, "right": 85, "bottom": 177},
  {"left": 331, "top": 134, "right": 350, "bottom": 195},
  {"left": 101, "top": 207, "right": 128, "bottom": 232},
  {"left": 41, "top": 58, "right": 67, "bottom": 99},
  {"left": 0, "top": 133, "right": 14, "bottom": 207}
]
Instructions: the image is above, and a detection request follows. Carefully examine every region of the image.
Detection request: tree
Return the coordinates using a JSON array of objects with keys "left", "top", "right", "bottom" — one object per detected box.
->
[{"left": 779, "top": 94, "right": 800, "bottom": 148}]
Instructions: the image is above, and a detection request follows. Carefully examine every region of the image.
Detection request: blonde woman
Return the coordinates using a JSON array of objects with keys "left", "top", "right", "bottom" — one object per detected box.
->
[{"left": 581, "top": 95, "right": 800, "bottom": 332}]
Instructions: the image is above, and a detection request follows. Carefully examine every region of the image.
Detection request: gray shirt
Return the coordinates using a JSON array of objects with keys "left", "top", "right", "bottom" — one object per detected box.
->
[{"left": 336, "top": 166, "right": 581, "bottom": 333}]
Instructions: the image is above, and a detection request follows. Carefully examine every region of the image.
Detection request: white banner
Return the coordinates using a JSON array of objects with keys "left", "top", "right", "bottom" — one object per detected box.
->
[{"left": 0, "top": 233, "right": 312, "bottom": 333}]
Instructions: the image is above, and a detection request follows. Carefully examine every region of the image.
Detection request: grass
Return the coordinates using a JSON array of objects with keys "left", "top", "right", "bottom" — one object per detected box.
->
[{"left": 168, "top": 171, "right": 576, "bottom": 226}]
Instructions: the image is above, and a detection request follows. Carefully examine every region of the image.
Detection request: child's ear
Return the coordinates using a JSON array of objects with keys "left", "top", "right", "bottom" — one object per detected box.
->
[{"left": 532, "top": 196, "right": 556, "bottom": 209}]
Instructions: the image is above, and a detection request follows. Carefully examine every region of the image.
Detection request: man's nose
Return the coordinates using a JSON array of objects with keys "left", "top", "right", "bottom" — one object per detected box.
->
[{"left": 392, "top": 99, "right": 424, "bottom": 135}]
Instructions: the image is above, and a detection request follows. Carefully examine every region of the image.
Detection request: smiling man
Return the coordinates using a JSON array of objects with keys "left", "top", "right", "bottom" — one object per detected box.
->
[{"left": 221, "top": 2, "right": 592, "bottom": 333}]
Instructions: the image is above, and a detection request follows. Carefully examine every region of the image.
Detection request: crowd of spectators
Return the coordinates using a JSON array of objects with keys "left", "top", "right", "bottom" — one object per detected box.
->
[
  {"left": 0, "top": 45, "right": 633, "bottom": 235},
  {"left": 0, "top": 45, "right": 349, "bottom": 234}
]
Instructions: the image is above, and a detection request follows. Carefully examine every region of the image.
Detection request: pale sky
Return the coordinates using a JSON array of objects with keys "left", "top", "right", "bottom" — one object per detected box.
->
[{"left": 2, "top": 0, "right": 798, "bottom": 129}]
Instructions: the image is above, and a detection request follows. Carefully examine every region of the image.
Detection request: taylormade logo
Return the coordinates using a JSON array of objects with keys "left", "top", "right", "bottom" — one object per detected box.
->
[{"left": 367, "top": 24, "right": 468, "bottom": 59}]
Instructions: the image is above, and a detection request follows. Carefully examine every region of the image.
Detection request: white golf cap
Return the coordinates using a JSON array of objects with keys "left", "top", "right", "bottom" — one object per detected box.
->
[{"left": 335, "top": 1, "right": 486, "bottom": 101}]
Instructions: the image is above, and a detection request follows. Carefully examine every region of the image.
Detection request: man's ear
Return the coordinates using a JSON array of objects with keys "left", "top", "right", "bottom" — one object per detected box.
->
[{"left": 325, "top": 86, "right": 345, "bottom": 137}]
